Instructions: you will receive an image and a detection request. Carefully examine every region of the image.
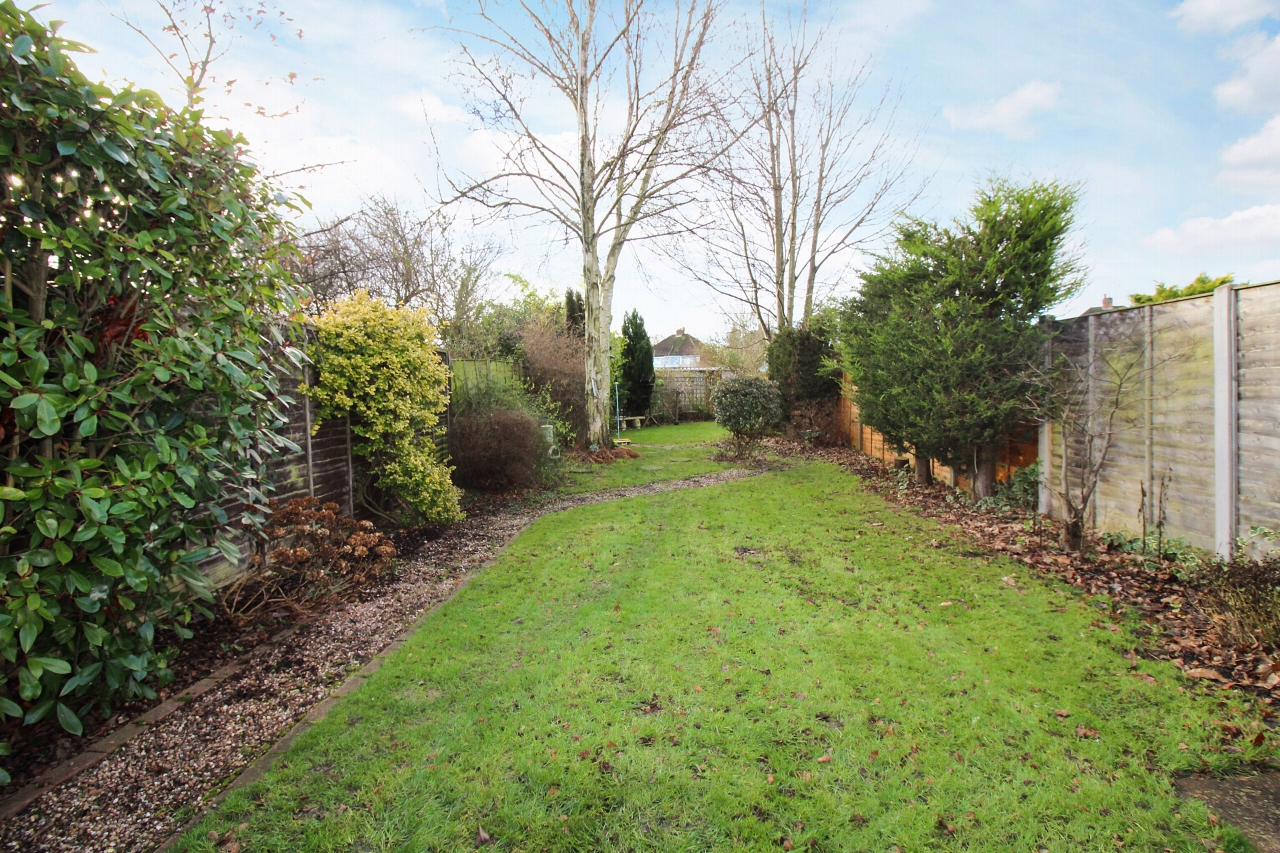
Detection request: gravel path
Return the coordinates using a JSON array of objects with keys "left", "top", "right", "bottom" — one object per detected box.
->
[{"left": 0, "top": 468, "right": 753, "bottom": 853}]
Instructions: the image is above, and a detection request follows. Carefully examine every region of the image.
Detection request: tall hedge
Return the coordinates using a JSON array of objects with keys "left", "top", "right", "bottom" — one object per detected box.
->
[
  {"left": 0, "top": 5, "right": 303, "bottom": 762},
  {"left": 765, "top": 325, "right": 839, "bottom": 413}
]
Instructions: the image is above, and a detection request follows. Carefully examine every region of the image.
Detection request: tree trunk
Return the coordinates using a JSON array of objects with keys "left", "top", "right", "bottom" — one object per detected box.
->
[
  {"left": 972, "top": 447, "right": 997, "bottom": 499},
  {"left": 1061, "top": 514, "right": 1084, "bottom": 552},
  {"left": 582, "top": 257, "right": 612, "bottom": 450},
  {"left": 915, "top": 455, "right": 933, "bottom": 486}
]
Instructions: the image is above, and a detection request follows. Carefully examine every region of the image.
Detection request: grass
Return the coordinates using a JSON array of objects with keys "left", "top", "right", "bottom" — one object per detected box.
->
[
  {"left": 559, "top": 421, "right": 732, "bottom": 494},
  {"left": 176, "top": 464, "right": 1272, "bottom": 852}
]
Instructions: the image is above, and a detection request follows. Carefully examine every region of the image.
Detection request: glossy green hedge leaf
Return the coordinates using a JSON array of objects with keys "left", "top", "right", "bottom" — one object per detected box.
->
[
  {"left": 30, "top": 656, "right": 71, "bottom": 675},
  {"left": 0, "top": 698, "right": 22, "bottom": 718},
  {"left": 35, "top": 397, "right": 59, "bottom": 435},
  {"left": 89, "top": 555, "right": 123, "bottom": 577},
  {"left": 55, "top": 702, "right": 82, "bottom": 736},
  {"left": 0, "top": 486, "right": 25, "bottom": 501},
  {"left": 11, "top": 34, "right": 32, "bottom": 57},
  {"left": 23, "top": 699, "right": 53, "bottom": 725}
]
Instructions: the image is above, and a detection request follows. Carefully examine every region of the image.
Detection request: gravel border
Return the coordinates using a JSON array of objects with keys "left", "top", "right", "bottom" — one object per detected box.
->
[{"left": 0, "top": 468, "right": 752, "bottom": 853}]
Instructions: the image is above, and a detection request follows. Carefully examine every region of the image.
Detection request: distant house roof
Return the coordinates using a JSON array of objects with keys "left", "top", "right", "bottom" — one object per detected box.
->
[{"left": 652, "top": 328, "right": 703, "bottom": 358}]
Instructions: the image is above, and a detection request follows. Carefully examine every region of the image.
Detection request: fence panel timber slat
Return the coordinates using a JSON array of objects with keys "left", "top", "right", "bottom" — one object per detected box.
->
[{"left": 1237, "top": 285, "right": 1280, "bottom": 546}]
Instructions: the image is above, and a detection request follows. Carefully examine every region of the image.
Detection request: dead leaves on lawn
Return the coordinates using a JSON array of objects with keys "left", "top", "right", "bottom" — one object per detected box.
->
[{"left": 765, "top": 439, "right": 1280, "bottom": 706}]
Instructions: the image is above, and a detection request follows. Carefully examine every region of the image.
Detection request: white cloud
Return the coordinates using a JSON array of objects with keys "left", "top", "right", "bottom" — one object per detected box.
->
[
  {"left": 1215, "top": 33, "right": 1280, "bottom": 111},
  {"left": 1220, "top": 114, "right": 1280, "bottom": 186},
  {"left": 1172, "top": 0, "right": 1278, "bottom": 33},
  {"left": 941, "top": 79, "right": 1060, "bottom": 139},
  {"left": 1143, "top": 204, "right": 1280, "bottom": 255}
]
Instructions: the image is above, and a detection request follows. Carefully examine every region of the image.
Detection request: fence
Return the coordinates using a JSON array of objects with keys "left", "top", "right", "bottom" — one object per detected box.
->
[
  {"left": 1041, "top": 280, "right": 1280, "bottom": 558},
  {"left": 655, "top": 368, "right": 724, "bottom": 416},
  {"left": 201, "top": 365, "right": 355, "bottom": 588},
  {"left": 831, "top": 388, "right": 1038, "bottom": 490}
]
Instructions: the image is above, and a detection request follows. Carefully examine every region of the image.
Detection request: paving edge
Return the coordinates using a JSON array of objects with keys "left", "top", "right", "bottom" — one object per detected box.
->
[
  {"left": 0, "top": 624, "right": 308, "bottom": 824},
  {"left": 153, "top": 556, "right": 498, "bottom": 853}
]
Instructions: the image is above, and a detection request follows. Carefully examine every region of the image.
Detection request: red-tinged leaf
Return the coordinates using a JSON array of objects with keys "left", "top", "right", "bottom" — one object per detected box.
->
[{"left": 1253, "top": 731, "right": 1266, "bottom": 747}]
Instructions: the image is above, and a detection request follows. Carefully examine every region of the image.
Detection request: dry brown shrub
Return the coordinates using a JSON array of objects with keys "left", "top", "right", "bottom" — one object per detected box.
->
[
  {"left": 785, "top": 398, "right": 841, "bottom": 447},
  {"left": 221, "top": 497, "right": 397, "bottom": 623},
  {"left": 1191, "top": 554, "right": 1280, "bottom": 648},
  {"left": 450, "top": 407, "right": 545, "bottom": 490},
  {"left": 521, "top": 320, "right": 587, "bottom": 445}
]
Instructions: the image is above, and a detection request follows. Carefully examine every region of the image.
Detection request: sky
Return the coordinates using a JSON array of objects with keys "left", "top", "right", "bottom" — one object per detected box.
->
[{"left": 43, "top": 0, "right": 1280, "bottom": 339}]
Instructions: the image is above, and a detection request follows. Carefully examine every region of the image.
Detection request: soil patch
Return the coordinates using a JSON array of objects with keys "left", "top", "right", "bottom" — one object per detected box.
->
[{"left": 1176, "top": 772, "right": 1280, "bottom": 853}]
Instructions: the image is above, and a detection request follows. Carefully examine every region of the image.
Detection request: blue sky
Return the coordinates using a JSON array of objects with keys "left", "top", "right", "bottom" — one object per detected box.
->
[{"left": 45, "top": 0, "right": 1280, "bottom": 338}]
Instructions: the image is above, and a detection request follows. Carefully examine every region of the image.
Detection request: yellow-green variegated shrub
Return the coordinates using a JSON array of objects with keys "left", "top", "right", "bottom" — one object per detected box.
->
[{"left": 309, "top": 292, "right": 462, "bottom": 525}]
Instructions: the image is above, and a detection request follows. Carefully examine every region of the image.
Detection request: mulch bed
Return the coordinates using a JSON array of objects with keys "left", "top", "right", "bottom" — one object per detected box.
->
[
  {"left": 0, "top": 468, "right": 752, "bottom": 853},
  {"left": 765, "top": 439, "right": 1280, "bottom": 711}
]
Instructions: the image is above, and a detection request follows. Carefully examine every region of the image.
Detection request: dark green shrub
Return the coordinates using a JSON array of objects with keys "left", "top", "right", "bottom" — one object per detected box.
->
[
  {"left": 712, "top": 377, "right": 782, "bottom": 455},
  {"left": 0, "top": 7, "right": 301, "bottom": 766},
  {"left": 618, "top": 310, "right": 654, "bottom": 416},
  {"left": 765, "top": 326, "right": 839, "bottom": 414}
]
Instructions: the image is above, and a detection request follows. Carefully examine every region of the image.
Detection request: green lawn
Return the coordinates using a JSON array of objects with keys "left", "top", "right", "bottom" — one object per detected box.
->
[
  {"left": 177, "top": 464, "right": 1270, "bottom": 852},
  {"left": 559, "top": 421, "right": 732, "bottom": 493}
]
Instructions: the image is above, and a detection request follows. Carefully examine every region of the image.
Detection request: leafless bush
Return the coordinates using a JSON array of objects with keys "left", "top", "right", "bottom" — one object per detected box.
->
[
  {"left": 521, "top": 320, "right": 587, "bottom": 445},
  {"left": 221, "top": 498, "right": 397, "bottom": 623},
  {"left": 785, "top": 399, "right": 840, "bottom": 447},
  {"left": 1191, "top": 554, "right": 1280, "bottom": 649},
  {"left": 450, "top": 408, "right": 546, "bottom": 491}
]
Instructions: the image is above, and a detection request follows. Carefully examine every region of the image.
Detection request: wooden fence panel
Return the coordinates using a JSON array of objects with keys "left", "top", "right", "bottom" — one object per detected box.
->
[{"left": 1236, "top": 286, "right": 1280, "bottom": 545}]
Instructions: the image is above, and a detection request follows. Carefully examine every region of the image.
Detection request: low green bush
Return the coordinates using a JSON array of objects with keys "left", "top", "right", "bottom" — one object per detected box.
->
[
  {"left": 712, "top": 377, "right": 782, "bottom": 456},
  {"left": 0, "top": 7, "right": 302, "bottom": 769}
]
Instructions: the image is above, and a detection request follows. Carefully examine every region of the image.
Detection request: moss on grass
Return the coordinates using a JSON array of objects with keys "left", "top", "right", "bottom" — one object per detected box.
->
[{"left": 176, "top": 464, "right": 1271, "bottom": 852}]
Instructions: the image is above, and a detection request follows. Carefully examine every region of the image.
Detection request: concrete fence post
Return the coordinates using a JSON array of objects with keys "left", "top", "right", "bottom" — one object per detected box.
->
[{"left": 1213, "top": 284, "right": 1239, "bottom": 559}]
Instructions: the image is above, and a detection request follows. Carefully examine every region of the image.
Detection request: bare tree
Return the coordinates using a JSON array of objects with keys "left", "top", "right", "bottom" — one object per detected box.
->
[
  {"left": 677, "top": 7, "right": 916, "bottom": 338},
  {"left": 446, "top": 0, "right": 734, "bottom": 447},
  {"left": 1037, "top": 313, "right": 1189, "bottom": 551},
  {"left": 116, "top": 0, "right": 302, "bottom": 111},
  {"left": 295, "top": 196, "right": 501, "bottom": 336}
]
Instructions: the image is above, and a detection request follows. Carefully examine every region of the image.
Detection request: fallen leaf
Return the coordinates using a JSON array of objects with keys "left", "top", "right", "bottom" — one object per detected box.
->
[
  {"left": 476, "top": 826, "right": 492, "bottom": 847},
  {"left": 1185, "top": 667, "right": 1228, "bottom": 682},
  {"left": 767, "top": 773, "right": 774, "bottom": 784},
  {"left": 614, "top": 604, "right": 620, "bottom": 611},
  {"left": 1054, "top": 710, "right": 1071, "bottom": 719},
  {"left": 817, "top": 755, "right": 832, "bottom": 763},
  {"left": 1253, "top": 731, "right": 1266, "bottom": 747},
  {"left": 782, "top": 838, "right": 794, "bottom": 850},
  {"left": 939, "top": 601, "right": 953, "bottom": 607},
  {"left": 1075, "top": 724, "right": 1100, "bottom": 738}
]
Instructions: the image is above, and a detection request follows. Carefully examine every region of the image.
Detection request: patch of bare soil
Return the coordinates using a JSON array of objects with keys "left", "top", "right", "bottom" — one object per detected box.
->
[
  {"left": 0, "top": 467, "right": 751, "bottom": 853},
  {"left": 1175, "top": 772, "right": 1280, "bottom": 853}
]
